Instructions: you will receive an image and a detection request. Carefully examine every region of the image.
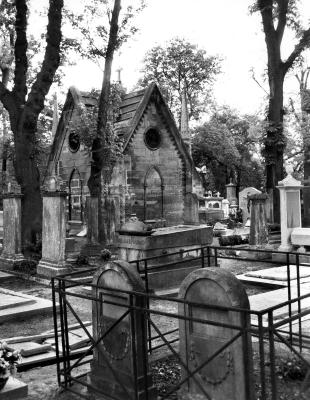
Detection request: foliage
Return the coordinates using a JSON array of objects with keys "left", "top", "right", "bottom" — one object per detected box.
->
[
  {"left": 0, "top": 342, "right": 20, "bottom": 376},
  {"left": 68, "top": 83, "right": 125, "bottom": 156},
  {"left": 192, "top": 107, "right": 265, "bottom": 194},
  {"left": 219, "top": 235, "right": 248, "bottom": 247},
  {"left": 276, "top": 356, "right": 307, "bottom": 381},
  {"left": 137, "top": 38, "right": 221, "bottom": 121},
  {"left": 64, "top": 0, "right": 145, "bottom": 66}
]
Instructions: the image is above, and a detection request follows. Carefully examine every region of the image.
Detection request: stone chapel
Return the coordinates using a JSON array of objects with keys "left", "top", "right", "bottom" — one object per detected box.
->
[{"left": 45, "top": 83, "right": 204, "bottom": 243}]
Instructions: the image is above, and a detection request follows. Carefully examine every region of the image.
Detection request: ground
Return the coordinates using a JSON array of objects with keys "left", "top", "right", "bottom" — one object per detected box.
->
[{"left": 1, "top": 258, "right": 309, "bottom": 399}]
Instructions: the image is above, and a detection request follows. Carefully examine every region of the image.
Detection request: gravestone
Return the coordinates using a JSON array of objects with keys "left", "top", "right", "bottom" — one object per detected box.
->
[
  {"left": 222, "top": 199, "right": 230, "bottom": 218},
  {"left": 178, "top": 268, "right": 254, "bottom": 400},
  {"left": 0, "top": 189, "right": 24, "bottom": 270},
  {"left": 225, "top": 180, "right": 237, "bottom": 205},
  {"left": 248, "top": 193, "right": 269, "bottom": 245},
  {"left": 37, "top": 177, "right": 69, "bottom": 278},
  {"left": 89, "top": 260, "right": 156, "bottom": 400},
  {"left": 238, "top": 187, "right": 262, "bottom": 223}
]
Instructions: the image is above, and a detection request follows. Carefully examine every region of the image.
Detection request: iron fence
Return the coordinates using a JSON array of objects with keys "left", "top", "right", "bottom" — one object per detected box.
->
[{"left": 52, "top": 250, "right": 310, "bottom": 400}]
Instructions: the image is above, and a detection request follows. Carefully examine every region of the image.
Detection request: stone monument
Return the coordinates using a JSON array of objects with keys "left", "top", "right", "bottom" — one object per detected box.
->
[
  {"left": 37, "top": 176, "right": 69, "bottom": 278},
  {"left": 89, "top": 260, "right": 156, "bottom": 400},
  {"left": 248, "top": 193, "right": 269, "bottom": 246},
  {"left": 178, "top": 268, "right": 254, "bottom": 400},
  {"left": 238, "top": 187, "right": 262, "bottom": 223},
  {"left": 276, "top": 166, "right": 303, "bottom": 251},
  {"left": 0, "top": 183, "right": 24, "bottom": 269}
]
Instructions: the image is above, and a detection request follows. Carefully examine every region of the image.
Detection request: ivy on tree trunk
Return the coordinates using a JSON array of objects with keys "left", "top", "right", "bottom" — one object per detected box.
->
[
  {"left": 258, "top": 0, "right": 310, "bottom": 223},
  {"left": 0, "top": 0, "right": 64, "bottom": 249}
]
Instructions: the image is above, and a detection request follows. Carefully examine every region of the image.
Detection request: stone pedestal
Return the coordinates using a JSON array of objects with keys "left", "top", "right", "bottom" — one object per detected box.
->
[
  {"left": 89, "top": 260, "right": 156, "bottom": 400},
  {"left": 0, "top": 193, "right": 24, "bottom": 270},
  {"left": 81, "top": 196, "right": 103, "bottom": 256},
  {"left": 249, "top": 193, "right": 269, "bottom": 245},
  {"left": 37, "top": 191, "right": 69, "bottom": 278},
  {"left": 276, "top": 173, "right": 303, "bottom": 251}
]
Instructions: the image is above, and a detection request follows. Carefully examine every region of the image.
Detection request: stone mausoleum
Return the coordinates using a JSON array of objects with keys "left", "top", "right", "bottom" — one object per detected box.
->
[{"left": 46, "top": 83, "right": 206, "bottom": 237}]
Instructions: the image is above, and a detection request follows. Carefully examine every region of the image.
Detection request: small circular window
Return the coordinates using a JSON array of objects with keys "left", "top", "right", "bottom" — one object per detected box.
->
[
  {"left": 144, "top": 128, "right": 161, "bottom": 150},
  {"left": 68, "top": 131, "right": 80, "bottom": 153}
]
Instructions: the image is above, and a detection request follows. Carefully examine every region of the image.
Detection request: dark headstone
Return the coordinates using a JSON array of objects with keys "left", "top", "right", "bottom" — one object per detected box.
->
[
  {"left": 89, "top": 260, "right": 156, "bottom": 400},
  {"left": 178, "top": 268, "right": 254, "bottom": 400}
]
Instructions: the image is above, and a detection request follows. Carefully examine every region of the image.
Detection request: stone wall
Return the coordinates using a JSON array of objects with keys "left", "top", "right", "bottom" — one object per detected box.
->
[{"left": 125, "top": 102, "right": 185, "bottom": 226}]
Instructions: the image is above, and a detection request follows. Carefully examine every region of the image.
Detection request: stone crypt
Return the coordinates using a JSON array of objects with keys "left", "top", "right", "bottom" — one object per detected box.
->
[{"left": 42, "top": 82, "right": 212, "bottom": 273}]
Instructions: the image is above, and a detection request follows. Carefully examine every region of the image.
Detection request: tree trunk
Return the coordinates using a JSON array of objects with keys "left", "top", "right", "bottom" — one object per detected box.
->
[
  {"left": 264, "top": 71, "right": 285, "bottom": 224},
  {"left": 14, "top": 123, "right": 42, "bottom": 250},
  {"left": 87, "top": 0, "right": 121, "bottom": 245}
]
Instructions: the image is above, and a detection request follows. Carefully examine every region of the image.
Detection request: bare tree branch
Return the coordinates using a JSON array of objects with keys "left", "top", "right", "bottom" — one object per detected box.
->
[
  {"left": 26, "top": 0, "right": 64, "bottom": 116},
  {"left": 283, "top": 28, "right": 310, "bottom": 74},
  {"left": 12, "top": 0, "right": 28, "bottom": 105},
  {"left": 276, "top": 0, "right": 288, "bottom": 42}
]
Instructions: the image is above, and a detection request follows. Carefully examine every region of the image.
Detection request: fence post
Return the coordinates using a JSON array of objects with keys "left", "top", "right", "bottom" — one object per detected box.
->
[{"left": 268, "top": 311, "right": 277, "bottom": 400}]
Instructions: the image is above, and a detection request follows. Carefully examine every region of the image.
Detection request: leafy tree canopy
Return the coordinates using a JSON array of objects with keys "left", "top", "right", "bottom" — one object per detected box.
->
[
  {"left": 192, "top": 106, "right": 265, "bottom": 194},
  {"left": 137, "top": 38, "right": 221, "bottom": 122}
]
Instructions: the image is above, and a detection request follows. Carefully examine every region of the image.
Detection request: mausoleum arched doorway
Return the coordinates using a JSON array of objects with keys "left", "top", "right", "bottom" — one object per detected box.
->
[
  {"left": 143, "top": 166, "right": 164, "bottom": 223},
  {"left": 68, "top": 168, "right": 83, "bottom": 223}
]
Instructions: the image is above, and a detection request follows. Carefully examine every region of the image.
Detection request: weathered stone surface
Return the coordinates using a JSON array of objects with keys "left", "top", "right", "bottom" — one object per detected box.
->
[
  {"left": 249, "top": 193, "right": 269, "bottom": 245},
  {"left": 0, "top": 195, "right": 24, "bottom": 270},
  {"left": 277, "top": 173, "right": 303, "bottom": 251},
  {"left": 0, "top": 377, "right": 28, "bottom": 400},
  {"left": 291, "top": 227, "right": 310, "bottom": 247},
  {"left": 37, "top": 191, "right": 69, "bottom": 278},
  {"left": 178, "top": 268, "right": 254, "bottom": 400},
  {"left": 238, "top": 187, "right": 261, "bottom": 223},
  {"left": 89, "top": 260, "right": 156, "bottom": 400},
  {"left": 0, "top": 288, "right": 57, "bottom": 323}
]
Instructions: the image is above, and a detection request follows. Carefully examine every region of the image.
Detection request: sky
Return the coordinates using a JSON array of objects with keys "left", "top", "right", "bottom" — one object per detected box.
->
[{"left": 63, "top": 0, "right": 310, "bottom": 116}]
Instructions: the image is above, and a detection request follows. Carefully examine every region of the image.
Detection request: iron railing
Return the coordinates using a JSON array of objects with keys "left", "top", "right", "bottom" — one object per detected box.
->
[{"left": 52, "top": 249, "right": 310, "bottom": 400}]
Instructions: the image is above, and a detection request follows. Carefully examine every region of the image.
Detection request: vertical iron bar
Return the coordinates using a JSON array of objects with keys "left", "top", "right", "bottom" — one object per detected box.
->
[
  {"left": 140, "top": 296, "right": 149, "bottom": 400},
  {"left": 144, "top": 259, "right": 152, "bottom": 354},
  {"left": 130, "top": 294, "right": 139, "bottom": 400},
  {"left": 62, "top": 280, "right": 72, "bottom": 386},
  {"left": 201, "top": 246, "right": 205, "bottom": 269},
  {"left": 286, "top": 253, "right": 292, "bottom": 345},
  {"left": 268, "top": 311, "right": 277, "bottom": 400},
  {"left": 52, "top": 278, "right": 61, "bottom": 385},
  {"left": 214, "top": 247, "right": 218, "bottom": 266},
  {"left": 296, "top": 253, "right": 302, "bottom": 351},
  {"left": 207, "top": 246, "right": 211, "bottom": 267},
  {"left": 242, "top": 310, "right": 252, "bottom": 400},
  {"left": 258, "top": 313, "right": 266, "bottom": 400},
  {"left": 58, "top": 279, "right": 68, "bottom": 388}
]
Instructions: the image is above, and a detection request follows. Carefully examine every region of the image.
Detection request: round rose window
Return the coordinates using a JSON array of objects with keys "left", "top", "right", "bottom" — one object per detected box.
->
[
  {"left": 144, "top": 128, "right": 161, "bottom": 150},
  {"left": 68, "top": 131, "right": 80, "bottom": 153}
]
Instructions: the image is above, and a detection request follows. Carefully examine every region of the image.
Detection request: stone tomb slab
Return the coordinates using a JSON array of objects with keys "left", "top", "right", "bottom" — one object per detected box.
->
[
  {"left": 0, "top": 271, "right": 14, "bottom": 282},
  {"left": 0, "top": 292, "right": 35, "bottom": 311},
  {"left": 249, "top": 281, "right": 310, "bottom": 324},
  {"left": 0, "top": 288, "right": 57, "bottom": 323},
  {"left": 245, "top": 265, "right": 310, "bottom": 281},
  {"left": 0, "top": 377, "right": 28, "bottom": 400}
]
